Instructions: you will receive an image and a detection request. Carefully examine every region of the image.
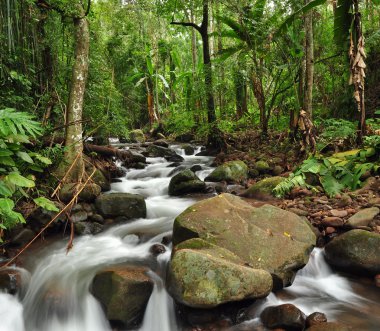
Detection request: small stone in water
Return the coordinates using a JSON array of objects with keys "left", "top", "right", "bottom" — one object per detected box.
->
[
  {"left": 150, "top": 244, "right": 166, "bottom": 256},
  {"left": 306, "top": 312, "right": 327, "bottom": 327},
  {"left": 375, "top": 274, "right": 380, "bottom": 288}
]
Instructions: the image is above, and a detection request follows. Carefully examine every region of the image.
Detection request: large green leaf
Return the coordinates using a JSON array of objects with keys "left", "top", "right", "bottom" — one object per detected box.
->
[
  {"left": 17, "top": 151, "right": 34, "bottom": 164},
  {"left": 34, "top": 197, "right": 59, "bottom": 212},
  {"left": 6, "top": 172, "right": 35, "bottom": 188},
  {"left": 277, "top": 0, "right": 328, "bottom": 36}
]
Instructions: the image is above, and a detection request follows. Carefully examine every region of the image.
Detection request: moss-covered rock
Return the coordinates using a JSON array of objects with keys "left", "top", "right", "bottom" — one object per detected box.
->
[
  {"left": 172, "top": 194, "right": 316, "bottom": 289},
  {"left": 183, "top": 144, "right": 195, "bottom": 155},
  {"left": 168, "top": 170, "right": 206, "bottom": 196},
  {"left": 241, "top": 176, "right": 285, "bottom": 199},
  {"left": 167, "top": 246, "right": 272, "bottom": 308},
  {"left": 92, "top": 169, "right": 111, "bottom": 192},
  {"left": 255, "top": 160, "right": 271, "bottom": 174},
  {"left": 325, "top": 229, "right": 380, "bottom": 275},
  {"left": 129, "top": 129, "right": 146, "bottom": 143},
  {"left": 95, "top": 193, "right": 146, "bottom": 219},
  {"left": 91, "top": 266, "right": 153, "bottom": 329},
  {"left": 205, "top": 161, "right": 248, "bottom": 184},
  {"left": 346, "top": 207, "right": 379, "bottom": 228},
  {"left": 59, "top": 183, "right": 101, "bottom": 203}
]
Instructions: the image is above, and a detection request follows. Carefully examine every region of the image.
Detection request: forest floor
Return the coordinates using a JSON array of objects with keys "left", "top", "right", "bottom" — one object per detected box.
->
[{"left": 212, "top": 130, "right": 380, "bottom": 242}]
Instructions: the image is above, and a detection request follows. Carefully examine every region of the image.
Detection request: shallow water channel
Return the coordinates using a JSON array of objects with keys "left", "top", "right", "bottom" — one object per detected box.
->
[{"left": 0, "top": 145, "right": 379, "bottom": 331}]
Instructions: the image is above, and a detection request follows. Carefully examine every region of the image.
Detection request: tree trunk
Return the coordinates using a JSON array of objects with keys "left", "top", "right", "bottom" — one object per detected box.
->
[
  {"left": 304, "top": 0, "right": 314, "bottom": 118},
  {"left": 62, "top": 8, "right": 89, "bottom": 182}
]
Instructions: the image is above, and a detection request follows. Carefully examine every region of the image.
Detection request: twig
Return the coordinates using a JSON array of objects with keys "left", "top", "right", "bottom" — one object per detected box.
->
[{"left": 1, "top": 168, "right": 96, "bottom": 268}]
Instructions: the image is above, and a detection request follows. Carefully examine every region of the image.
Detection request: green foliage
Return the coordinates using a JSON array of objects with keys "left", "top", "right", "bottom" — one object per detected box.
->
[
  {"left": 317, "top": 119, "right": 357, "bottom": 151},
  {"left": 0, "top": 108, "right": 58, "bottom": 238},
  {"left": 274, "top": 149, "right": 379, "bottom": 198}
]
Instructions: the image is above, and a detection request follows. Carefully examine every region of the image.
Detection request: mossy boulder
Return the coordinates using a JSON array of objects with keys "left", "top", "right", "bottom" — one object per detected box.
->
[
  {"left": 91, "top": 266, "right": 153, "bottom": 329},
  {"left": 172, "top": 194, "right": 316, "bottom": 289},
  {"left": 346, "top": 207, "right": 379, "bottom": 228},
  {"left": 205, "top": 161, "right": 248, "bottom": 184},
  {"left": 59, "top": 183, "right": 101, "bottom": 203},
  {"left": 167, "top": 239, "right": 272, "bottom": 308},
  {"left": 95, "top": 193, "right": 146, "bottom": 219},
  {"left": 255, "top": 160, "right": 271, "bottom": 174},
  {"left": 325, "top": 229, "right": 380, "bottom": 275},
  {"left": 93, "top": 169, "right": 111, "bottom": 192},
  {"left": 241, "top": 176, "right": 284, "bottom": 199},
  {"left": 168, "top": 170, "right": 206, "bottom": 196},
  {"left": 129, "top": 129, "right": 146, "bottom": 143},
  {"left": 183, "top": 144, "right": 195, "bottom": 155}
]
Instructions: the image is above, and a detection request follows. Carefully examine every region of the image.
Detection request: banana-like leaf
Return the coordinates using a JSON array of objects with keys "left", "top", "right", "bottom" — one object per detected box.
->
[{"left": 276, "top": 0, "right": 328, "bottom": 37}]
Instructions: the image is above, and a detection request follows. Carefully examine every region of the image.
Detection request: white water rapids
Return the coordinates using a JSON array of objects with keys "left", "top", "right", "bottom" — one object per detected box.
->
[{"left": 0, "top": 145, "right": 379, "bottom": 331}]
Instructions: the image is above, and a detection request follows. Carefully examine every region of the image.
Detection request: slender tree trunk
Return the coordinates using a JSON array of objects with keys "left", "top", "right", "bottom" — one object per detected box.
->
[
  {"left": 62, "top": 9, "right": 89, "bottom": 181},
  {"left": 304, "top": 0, "right": 314, "bottom": 118}
]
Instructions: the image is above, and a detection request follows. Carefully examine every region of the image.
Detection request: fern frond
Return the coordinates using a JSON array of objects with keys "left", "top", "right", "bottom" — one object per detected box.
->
[{"left": 0, "top": 108, "right": 42, "bottom": 139}]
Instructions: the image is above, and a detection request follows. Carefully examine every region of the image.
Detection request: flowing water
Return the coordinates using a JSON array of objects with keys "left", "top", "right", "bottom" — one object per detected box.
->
[{"left": 0, "top": 145, "right": 379, "bottom": 331}]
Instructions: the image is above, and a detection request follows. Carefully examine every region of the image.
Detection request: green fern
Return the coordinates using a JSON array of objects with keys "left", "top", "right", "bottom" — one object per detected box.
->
[{"left": 0, "top": 108, "right": 42, "bottom": 139}]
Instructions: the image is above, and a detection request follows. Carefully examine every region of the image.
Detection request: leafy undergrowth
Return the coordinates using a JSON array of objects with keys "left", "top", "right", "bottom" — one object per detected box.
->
[{"left": 274, "top": 148, "right": 379, "bottom": 198}]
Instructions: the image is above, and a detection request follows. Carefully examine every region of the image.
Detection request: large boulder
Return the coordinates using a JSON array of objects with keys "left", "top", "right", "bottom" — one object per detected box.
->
[
  {"left": 168, "top": 170, "right": 206, "bottom": 196},
  {"left": 146, "top": 145, "right": 184, "bottom": 162},
  {"left": 167, "top": 239, "right": 272, "bottom": 308},
  {"left": 129, "top": 129, "right": 145, "bottom": 143},
  {"left": 91, "top": 266, "right": 153, "bottom": 329},
  {"left": 241, "top": 176, "right": 284, "bottom": 199},
  {"left": 95, "top": 193, "right": 146, "bottom": 219},
  {"left": 172, "top": 194, "right": 316, "bottom": 289},
  {"left": 325, "top": 229, "right": 380, "bottom": 275},
  {"left": 205, "top": 161, "right": 248, "bottom": 184}
]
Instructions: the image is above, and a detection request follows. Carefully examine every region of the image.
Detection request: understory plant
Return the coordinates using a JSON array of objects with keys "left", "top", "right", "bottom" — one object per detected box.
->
[
  {"left": 274, "top": 148, "right": 379, "bottom": 198},
  {"left": 0, "top": 108, "right": 58, "bottom": 240}
]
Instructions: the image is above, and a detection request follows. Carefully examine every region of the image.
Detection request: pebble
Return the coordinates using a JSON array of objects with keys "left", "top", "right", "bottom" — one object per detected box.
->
[
  {"left": 375, "top": 275, "right": 380, "bottom": 287},
  {"left": 330, "top": 209, "right": 348, "bottom": 218},
  {"left": 322, "top": 217, "right": 344, "bottom": 227},
  {"left": 325, "top": 227, "right": 336, "bottom": 235}
]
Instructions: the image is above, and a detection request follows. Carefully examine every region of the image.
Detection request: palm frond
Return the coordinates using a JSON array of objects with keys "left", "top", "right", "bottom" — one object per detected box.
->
[{"left": 0, "top": 108, "right": 42, "bottom": 139}]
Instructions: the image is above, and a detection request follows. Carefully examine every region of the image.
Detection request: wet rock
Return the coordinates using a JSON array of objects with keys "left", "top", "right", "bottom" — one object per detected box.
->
[
  {"left": 74, "top": 222, "right": 103, "bottom": 235},
  {"left": 190, "top": 165, "right": 202, "bottom": 172},
  {"left": 306, "top": 312, "right": 327, "bottom": 327},
  {"left": 129, "top": 129, "right": 145, "bottom": 143},
  {"left": 255, "top": 160, "right": 270, "bottom": 174},
  {"left": 59, "top": 183, "right": 101, "bottom": 203},
  {"left": 153, "top": 139, "right": 169, "bottom": 148},
  {"left": 92, "top": 266, "right": 153, "bottom": 329},
  {"left": 325, "top": 229, "right": 380, "bottom": 275},
  {"left": 241, "top": 177, "right": 284, "bottom": 199},
  {"left": 205, "top": 161, "right": 248, "bottom": 184},
  {"left": 172, "top": 194, "right": 316, "bottom": 290},
  {"left": 11, "top": 228, "right": 35, "bottom": 246},
  {"left": 183, "top": 144, "right": 195, "bottom": 155},
  {"left": 149, "top": 244, "right": 166, "bottom": 256},
  {"left": 130, "top": 162, "right": 146, "bottom": 169},
  {"left": 226, "top": 185, "right": 246, "bottom": 196},
  {"left": 95, "top": 193, "right": 146, "bottom": 219},
  {"left": 346, "top": 207, "right": 380, "bottom": 228},
  {"left": 111, "top": 178, "right": 122, "bottom": 183},
  {"left": 168, "top": 170, "right": 206, "bottom": 196},
  {"left": 167, "top": 239, "right": 272, "bottom": 308},
  {"left": 260, "top": 304, "right": 306, "bottom": 331},
  {"left": 92, "top": 169, "right": 111, "bottom": 191},
  {"left": 305, "top": 322, "right": 352, "bottom": 331},
  {"left": 0, "top": 269, "right": 23, "bottom": 294},
  {"left": 110, "top": 167, "right": 126, "bottom": 178},
  {"left": 168, "top": 165, "right": 187, "bottom": 177},
  {"left": 146, "top": 145, "right": 184, "bottom": 162}
]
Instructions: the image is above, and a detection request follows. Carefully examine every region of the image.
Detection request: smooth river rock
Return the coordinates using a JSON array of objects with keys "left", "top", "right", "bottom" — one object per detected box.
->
[
  {"left": 171, "top": 194, "right": 316, "bottom": 292},
  {"left": 168, "top": 170, "right": 206, "bottom": 196},
  {"left": 95, "top": 193, "right": 146, "bottom": 219},
  {"left": 325, "top": 229, "right": 380, "bottom": 275},
  {"left": 167, "top": 239, "right": 272, "bottom": 308},
  {"left": 91, "top": 266, "right": 153, "bottom": 329},
  {"left": 205, "top": 161, "right": 248, "bottom": 184},
  {"left": 346, "top": 207, "right": 379, "bottom": 228}
]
